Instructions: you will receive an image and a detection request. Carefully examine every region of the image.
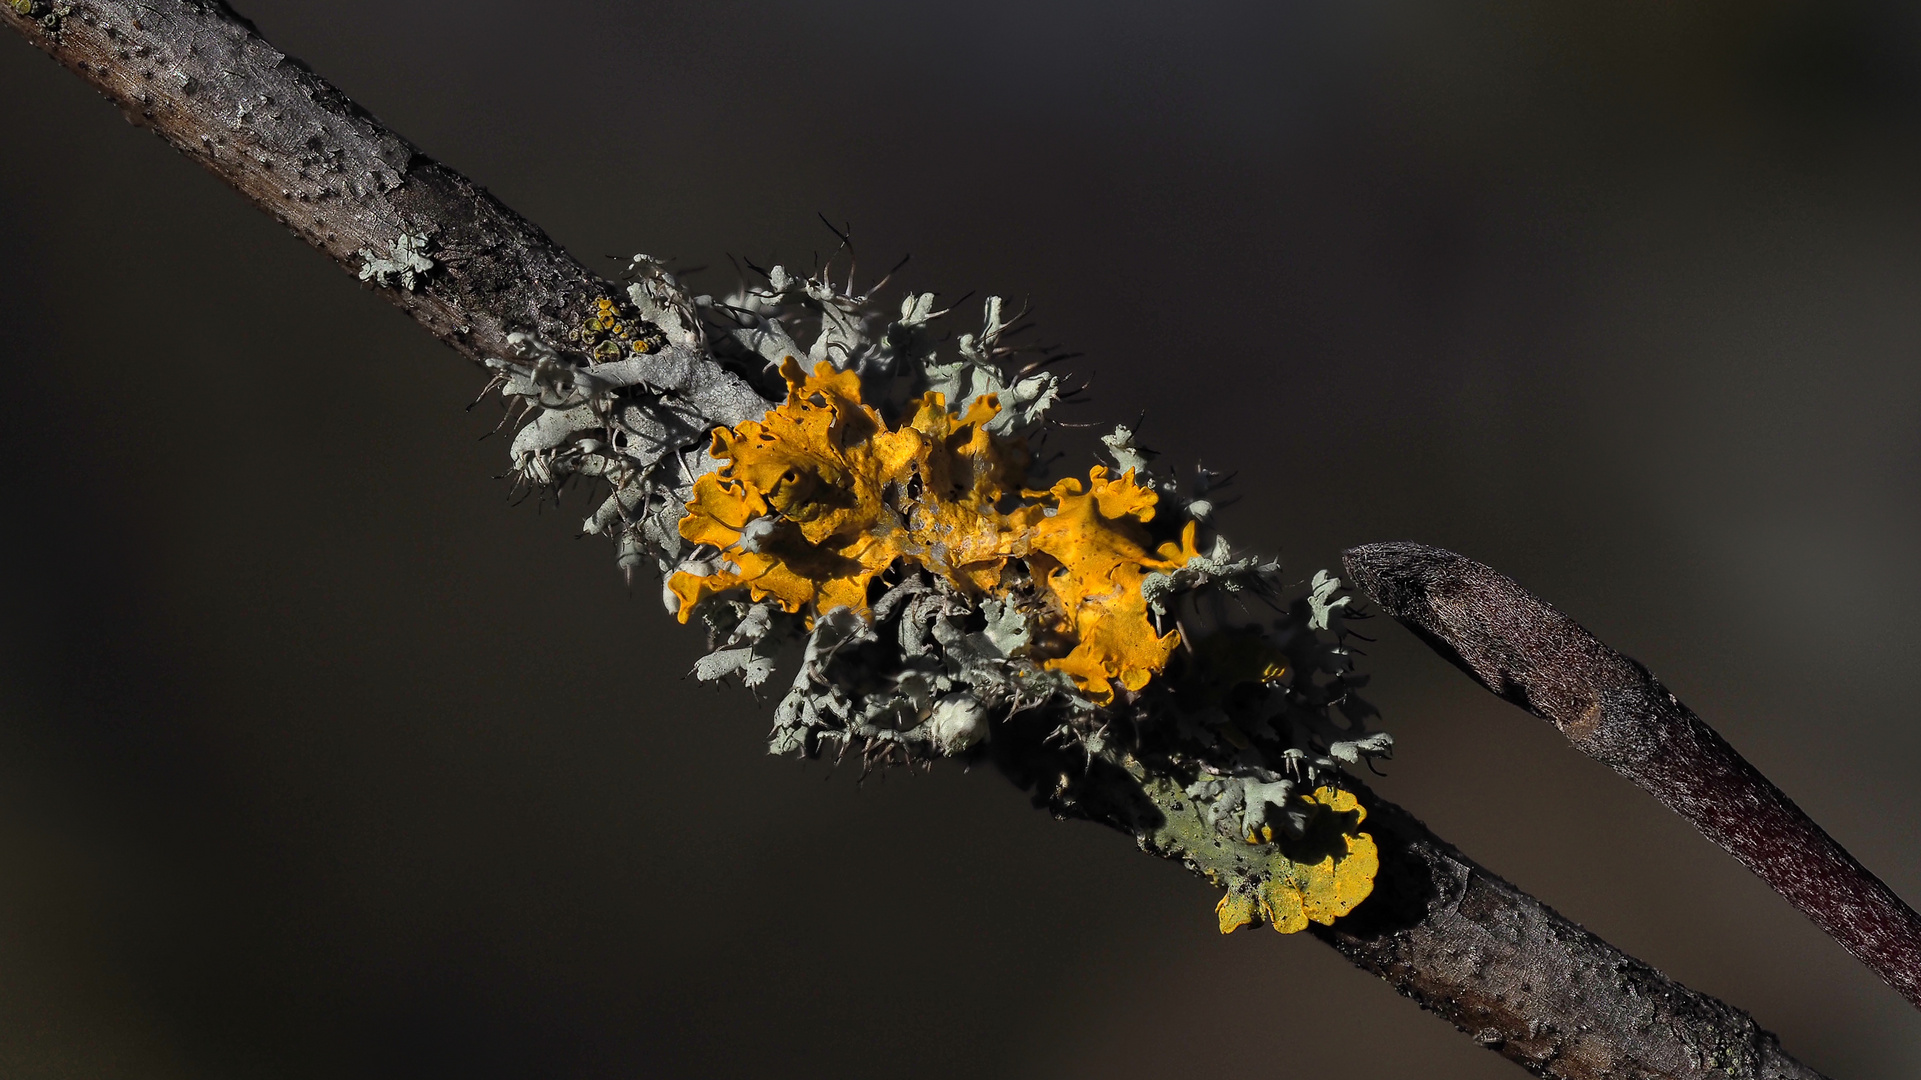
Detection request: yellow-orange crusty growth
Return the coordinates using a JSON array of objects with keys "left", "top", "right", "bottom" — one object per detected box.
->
[
  {"left": 1215, "top": 787, "right": 1380, "bottom": 934},
  {"left": 668, "top": 359, "right": 1201, "bottom": 703}
]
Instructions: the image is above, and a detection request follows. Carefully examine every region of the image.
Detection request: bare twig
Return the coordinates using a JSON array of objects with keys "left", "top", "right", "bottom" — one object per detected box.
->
[
  {"left": 2, "top": 4, "right": 1838, "bottom": 1073},
  {"left": 1343, "top": 540, "right": 1921, "bottom": 1011}
]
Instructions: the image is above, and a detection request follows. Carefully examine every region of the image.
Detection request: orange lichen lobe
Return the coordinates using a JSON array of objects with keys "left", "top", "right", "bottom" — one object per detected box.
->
[
  {"left": 669, "top": 359, "right": 1029, "bottom": 623},
  {"left": 1027, "top": 469, "right": 1201, "bottom": 703},
  {"left": 668, "top": 360, "right": 1203, "bottom": 702},
  {"left": 1215, "top": 787, "right": 1380, "bottom": 934}
]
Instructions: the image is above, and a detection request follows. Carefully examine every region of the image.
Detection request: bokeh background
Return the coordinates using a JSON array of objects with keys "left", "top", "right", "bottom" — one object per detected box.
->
[{"left": 4, "top": 2, "right": 1920, "bottom": 1076}]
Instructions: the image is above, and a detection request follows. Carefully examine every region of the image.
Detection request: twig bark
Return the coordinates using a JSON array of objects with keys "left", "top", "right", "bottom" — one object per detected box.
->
[
  {"left": 1027, "top": 748, "right": 1828, "bottom": 1079},
  {"left": 1343, "top": 541, "right": 1921, "bottom": 1011},
  {"left": 1, "top": 0, "right": 633, "bottom": 364},
  {"left": 1309, "top": 792, "right": 1823, "bottom": 1080},
  {"left": 2, "top": 4, "right": 1836, "bottom": 1075}
]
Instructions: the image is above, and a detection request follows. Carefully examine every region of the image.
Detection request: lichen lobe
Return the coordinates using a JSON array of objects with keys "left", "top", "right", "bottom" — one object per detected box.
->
[
  {"left": 1212, "top": 787, "right": 1380, "bottom": 934},
  {"left": 668, "top": 357, "right": 1198, "bottom": 704}
]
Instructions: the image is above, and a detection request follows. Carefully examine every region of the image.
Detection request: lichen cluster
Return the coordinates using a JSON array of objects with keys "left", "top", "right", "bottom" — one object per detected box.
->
[
  {"left": 483, "top": 253, "right": 1392, "bottom": 933},
  {"left": 668, "top": 357, "right": 1204, "bottom": 707}
]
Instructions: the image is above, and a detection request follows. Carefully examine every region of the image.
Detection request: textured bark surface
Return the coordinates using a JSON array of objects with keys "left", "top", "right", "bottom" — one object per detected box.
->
[
  {"left": 3, "top": 0, "right": 642, "bottom": 365},
  {"left": 1311, "top": 791, "right": 1825, "bottom": 1080},
  {"left": 1037, "top": 750, "right": 1829, "bottom": 1080},
  {"left": 1344, "top": 540, "right": 1921, "bottom": 1012},
  {"left": 5, "top": 5, "right": 1839, "bottom": 1075}
]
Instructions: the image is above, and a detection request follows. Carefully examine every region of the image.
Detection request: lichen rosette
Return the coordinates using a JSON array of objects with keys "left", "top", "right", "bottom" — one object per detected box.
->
[{"left": 668, "top": 357, "right": 1200, "bottom": 705}]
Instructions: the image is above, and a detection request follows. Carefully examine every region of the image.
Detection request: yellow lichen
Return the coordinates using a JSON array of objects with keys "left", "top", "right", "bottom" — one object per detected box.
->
[
  {"left": 1215, "top": 787, "right": 1380, "bottom": 934},
  {"left": 667, "top": 359, "right": 1203, "bottom": 703},
  {"left": 1026, "top": 469, "right": 1201, "bottom": 704},
  {"left": 669, "top": 358, "right": 1032, "bottom": 622},
  {"left": 577, "top": 295, "right": 653, "bottom": 357},
  {"left": 1215, "top": 891, "right": 1260, "bottom": 934}
]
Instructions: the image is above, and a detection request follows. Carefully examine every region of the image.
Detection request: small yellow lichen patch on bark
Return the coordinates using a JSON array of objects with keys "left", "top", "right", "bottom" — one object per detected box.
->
[
  {"left": 1218, "top": 787, "right": 1380, "bottom": 935},
  {"left": 1216, "top": 891, "right": 1260, "bottom": 934}
]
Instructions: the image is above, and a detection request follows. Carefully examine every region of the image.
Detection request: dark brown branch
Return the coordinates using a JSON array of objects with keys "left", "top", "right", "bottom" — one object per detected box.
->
[
  {"left": 3, "top": 0, "right": 632, "bottom": 364},
  {"left": 1343, "top": 540, "right": 1921, "bottom": 1011},
  {"left": 1313, "top": 790, "right": 1825, "bottom": 1080},
  {"left": 3, "top": 4, "right": 1836, "bottom": 1074},
  {"left": 1048, "top": 751, "right": 1829, "bottom": 1079}
]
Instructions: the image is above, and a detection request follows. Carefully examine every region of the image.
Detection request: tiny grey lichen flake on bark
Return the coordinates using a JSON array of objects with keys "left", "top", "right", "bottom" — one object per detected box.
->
[{"left": 356, "top": 231, "right": 433, "bottom": 290}]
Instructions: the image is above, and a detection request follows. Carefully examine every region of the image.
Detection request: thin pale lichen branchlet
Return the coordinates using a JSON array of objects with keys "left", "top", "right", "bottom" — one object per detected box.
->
[{"left": 486, "top": 254, "right": 1393, "bottom": 935}]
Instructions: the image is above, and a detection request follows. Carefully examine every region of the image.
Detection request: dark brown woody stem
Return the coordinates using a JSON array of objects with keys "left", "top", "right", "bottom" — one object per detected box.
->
[
  {"left": 1343, "top": 540, "right": 1921, "bottom": 1011},
  {"left": 1052, "top": 751, "right": 1829, "bottom": 1079},
  {"left": 3, "top": 0, "right": 647, "bottom": 364}
]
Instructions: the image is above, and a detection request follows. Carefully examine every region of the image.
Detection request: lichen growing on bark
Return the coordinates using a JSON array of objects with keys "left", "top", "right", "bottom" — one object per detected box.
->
[
  {"left": 355, "top": 231, "right": 434, "bottom": 290},
  {"left": 667, "top": 357, "right": 1030, "bottom": 623},
  {"left": 484, "top": 252, "right": 1393, "bottom": 930},
  {"left": 667, "top": 357, "right": 1202, "bottom": 706},
  {"left": 1214, "top": 787, "right": 1380, "bottom": 934}
]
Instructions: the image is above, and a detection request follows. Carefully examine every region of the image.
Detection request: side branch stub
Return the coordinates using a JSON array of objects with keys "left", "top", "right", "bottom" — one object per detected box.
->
[{"left": 1344, "top": 540, "right": 1921, "bottom": 1011}]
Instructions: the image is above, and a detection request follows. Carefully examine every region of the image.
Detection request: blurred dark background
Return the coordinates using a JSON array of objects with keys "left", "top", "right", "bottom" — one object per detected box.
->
[{"left": 3, "top": 2, "right": 1920, "bottom": 1076}]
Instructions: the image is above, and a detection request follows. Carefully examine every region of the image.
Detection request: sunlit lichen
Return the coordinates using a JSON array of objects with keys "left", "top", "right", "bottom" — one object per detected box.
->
[
  {"left": 574, "top": 294, "right": 656, "bottom": 360},
  {"left": 355, "top": 231, "right": 433, "bottom": 290},
  {"left": 667, "top": 357, "right": 1202, "bottom": 704},
  {"left": 486, "top": 258, "right": 1394, "bottom": 936},
  {"left": 667, "top": 356, "right": 1031, "bottom": 622},
  {"left": 1215, "top": 787, "right": 1380, "bottom": 934},
  {"left": 1026, "top": 468, "right": 1201, "bottom": 703}
]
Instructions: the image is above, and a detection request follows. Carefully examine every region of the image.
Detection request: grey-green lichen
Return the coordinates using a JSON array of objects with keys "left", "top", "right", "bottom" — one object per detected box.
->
[
  {"left": 1129, "top": 763, "right": 1379, "bottom": 934},
  {"left": 481, "top": 251, "right": 1392, "bottom": 923},
  {"left": 356, "top": 231, "right": 434, "bottom": 290}
]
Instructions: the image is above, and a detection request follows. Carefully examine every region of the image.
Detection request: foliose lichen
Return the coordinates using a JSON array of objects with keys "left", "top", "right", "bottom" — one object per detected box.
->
[
  {"left": 482, "top": 252, "right": 1391, "bottom": 931},
  {"left": 356, "top": 231, "right": 434, "bottom": 290},
  {"left": 1213, "top": 787, "right": 1380, "bottom": 934}
]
